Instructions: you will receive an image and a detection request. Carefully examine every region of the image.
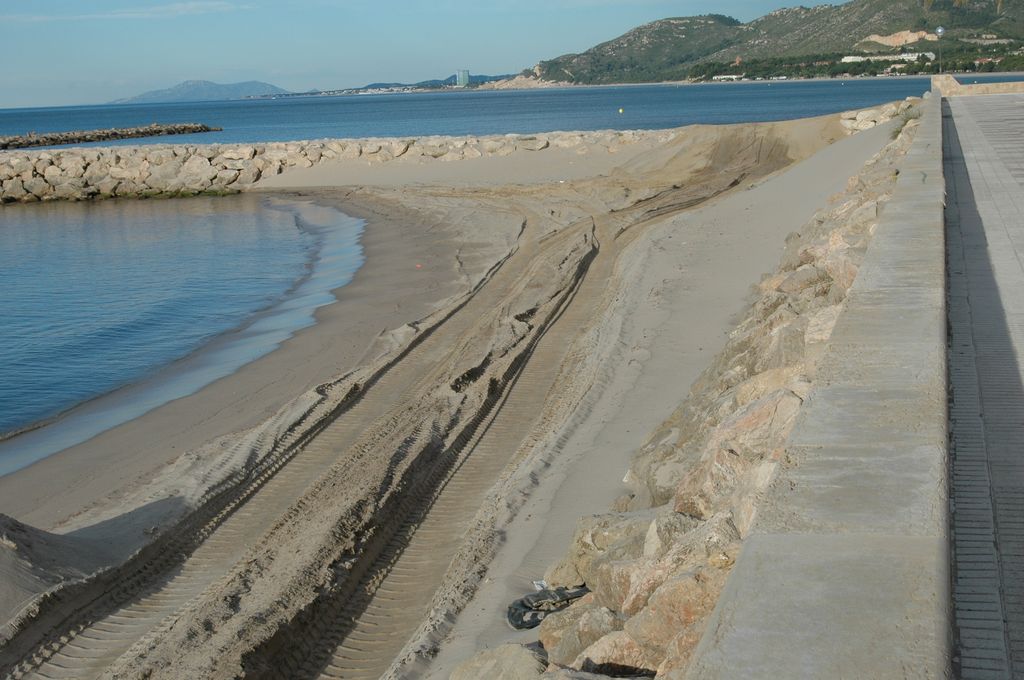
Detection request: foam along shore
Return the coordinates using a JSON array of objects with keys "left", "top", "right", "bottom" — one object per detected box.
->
[
  {"left": 0, "top": 100, "right": 919, "bottom": 679},
  {"left": 0, "top": 99, "right": 915, "bottom": 205}
]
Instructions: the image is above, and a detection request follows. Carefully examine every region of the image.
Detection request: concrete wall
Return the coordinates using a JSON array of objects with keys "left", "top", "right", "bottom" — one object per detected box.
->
[
  {"left": 688, "top": 91, "right": 951, "bottom": 678},
  {"left": 934, "top": 73, "right": 1024, "bottom": 97}
]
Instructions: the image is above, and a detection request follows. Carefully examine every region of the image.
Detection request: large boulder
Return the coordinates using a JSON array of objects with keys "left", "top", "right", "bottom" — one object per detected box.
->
[
  {"left": 235, "top": 161, "right": 261, "bottom": 186},
  {"left": 146, "top": 159, "right": 184, "bottom": 190},
  {"left": 752, "top": 320, "right": 807, "bottom": 373},
  {"left": 777, "top": 265, "right": 828, "bottom": 295},
  {"left": 543, "top": 603, "right": 622, "bottom": 667},
  {"left": 622, "top": 568, "right": 726, "bottom": 665},
  {"left": 220, "top": 146, "right": 256, "bottom": 161},
  {"left": 545, "top": 512, "right": 651, "bottom": 588},
  {"left": 9, "top": 156, "right": 34, "bottom": 176},
  {"left": 83, "top": 162, "right": 110, "bottom": 185},
  {"left": 52, "top": 178, "right": 92, "bottom": 200},
  {"left": 58, "top": 155, "right": 86, "bottom": 178},
  {"left": 2, "top": 178, "right": 27, "bottom": 201},
  {"left": 450, "top": 644, "right": 546, "bottom": 680},
  {"left": 22, "top": 177, "right": 52, "bottom": 199},
  {"left": 518, "top": 137, "right": 550, "bottom": 151},
  {"left": 674, "top": 389, "right": 801, "bottom": 520},
  {"left": 804, "top": 304, "right": 843, "bottom": 346},
  {"left": 180, "top": 155, "right": 218, "bottom": 188},
  {"left": 572, "top": 631, "right": 655, "bottom": 676}
]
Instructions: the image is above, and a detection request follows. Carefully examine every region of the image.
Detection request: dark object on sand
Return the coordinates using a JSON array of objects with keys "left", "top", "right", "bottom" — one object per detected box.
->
[{"left": 507, "top": 585, "right": 590, "bottom": 630}]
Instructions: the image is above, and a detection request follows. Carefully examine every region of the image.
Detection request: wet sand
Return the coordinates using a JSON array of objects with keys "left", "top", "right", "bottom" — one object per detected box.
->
[{"left": 0, "top": 191, "right": 484, "bottom": 533}]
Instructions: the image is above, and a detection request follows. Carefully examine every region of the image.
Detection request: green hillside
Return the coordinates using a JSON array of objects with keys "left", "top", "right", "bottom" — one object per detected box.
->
[{"left": 537, "top": 0, "right": 1024, "bottom": 84}]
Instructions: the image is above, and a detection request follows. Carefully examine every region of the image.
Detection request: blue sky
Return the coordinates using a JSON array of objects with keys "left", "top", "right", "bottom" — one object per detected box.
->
[{"left": 0, "top": 1, "right": 843, "bottom": 108}]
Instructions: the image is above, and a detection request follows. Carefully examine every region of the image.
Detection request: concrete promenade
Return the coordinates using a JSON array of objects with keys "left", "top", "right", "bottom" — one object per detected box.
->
[
  {"left": 946, "top": 93, "right": 1024, "bottom": 679},
  {"left": 689, "top": 92, "right": 951, "bottom": 677}
]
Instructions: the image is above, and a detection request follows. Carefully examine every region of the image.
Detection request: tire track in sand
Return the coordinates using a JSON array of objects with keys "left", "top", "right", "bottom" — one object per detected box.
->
[{"left": 5, "top": 233, "right": 523, "bottom": 680}]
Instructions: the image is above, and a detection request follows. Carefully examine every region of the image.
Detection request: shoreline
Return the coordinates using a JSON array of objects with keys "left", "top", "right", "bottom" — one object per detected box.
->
[
  {"left": 0, "top": 196, "right": 366, "bottom": 476},
  {"left": 0, "top": 189, "right": 471, "bottom": 531}
]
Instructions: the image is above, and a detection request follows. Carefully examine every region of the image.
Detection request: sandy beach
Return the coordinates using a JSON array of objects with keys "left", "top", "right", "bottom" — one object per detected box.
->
[{"left": 0, "top": 100, "right": 915, "bottom": 679}]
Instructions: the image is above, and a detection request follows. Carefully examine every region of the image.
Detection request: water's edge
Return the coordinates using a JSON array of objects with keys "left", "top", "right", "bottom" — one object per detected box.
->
[{"left": 0, "top": 197, "right": 366, "bottom": 476}]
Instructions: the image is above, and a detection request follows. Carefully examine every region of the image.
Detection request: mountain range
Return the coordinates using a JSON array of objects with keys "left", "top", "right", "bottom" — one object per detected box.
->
[
  {"left": 111, "top": 73, "right": 515, "bottom": 104},
  {"left": 110, "top": 80, "right": 290, "bottom": 105},
  {"left": 110, "top": 0, "right": 1024, "bottom": 104},
  {"left": 536, "top": 0, "right": 1024, "bottom": 84}
]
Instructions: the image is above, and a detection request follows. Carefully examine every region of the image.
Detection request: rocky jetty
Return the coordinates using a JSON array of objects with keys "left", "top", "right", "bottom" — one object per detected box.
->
[
  {"left": 0, "top": 101, "right": 912, "bottom": 206},
  {"left": 0, "top": 129, "right": 657, "bottom": 204},
  {"left": 0, "top": 123, "right": 220, "bottom": 150},
  {"left": 839, "top": 97, "right": 919, "bottom": 133},
  {"left": 453, "top": 108, "right": 922, "bottom": 679}
]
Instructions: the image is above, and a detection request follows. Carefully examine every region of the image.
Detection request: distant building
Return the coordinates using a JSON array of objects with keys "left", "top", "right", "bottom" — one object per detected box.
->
[
  {"left": 456, "top": 70, "right": 470, "bottom": 87},
  {"left": 841, "top": 52, "right": 935, "bottom": 64},
  {"left": 712, "top": 74, "right": 744, "bottom": 81}
]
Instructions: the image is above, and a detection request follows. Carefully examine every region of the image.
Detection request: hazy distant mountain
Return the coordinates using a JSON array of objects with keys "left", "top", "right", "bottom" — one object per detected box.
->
[{"left": 111, "top": 80, "right": 291, "bottom": 104}]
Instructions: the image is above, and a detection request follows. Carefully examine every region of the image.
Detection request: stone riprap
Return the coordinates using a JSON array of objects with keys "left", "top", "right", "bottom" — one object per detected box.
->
[
  {"left": 689, "top": 89, "right": 948, "bottom": 679},
  {"left": 840, "top": 97, "right": 920, "bottom": 133},
  {"left": 0, "top": 130, "right": 657, "bottom": 204},
  {"left": 0, "top": 123, "right": 220, "bottom": 150}
]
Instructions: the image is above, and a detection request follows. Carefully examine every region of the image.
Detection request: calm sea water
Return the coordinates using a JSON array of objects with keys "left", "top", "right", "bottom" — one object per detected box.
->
[
  {"left": 0, "top": 79, "right": 941, "bottom": 146},
  {"left": 0, "top": 196, "right": 364, "bottom": 475},
  {"left": 956, "top": 73, "right": 1024, "bottom": 85}
]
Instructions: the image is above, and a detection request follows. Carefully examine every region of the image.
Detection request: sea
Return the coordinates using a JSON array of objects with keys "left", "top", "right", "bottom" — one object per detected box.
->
[
  {"left": 0, "top": 75, "right": 1014, "bottom": 475},
  {"left": 0, "top": 78, "right": 943, "bottom": 145}
]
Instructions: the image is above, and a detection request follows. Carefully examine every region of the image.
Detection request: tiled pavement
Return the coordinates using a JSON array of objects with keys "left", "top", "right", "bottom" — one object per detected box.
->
[{"left": 946, "top": 94, "right": 1024, "bottom": 679}]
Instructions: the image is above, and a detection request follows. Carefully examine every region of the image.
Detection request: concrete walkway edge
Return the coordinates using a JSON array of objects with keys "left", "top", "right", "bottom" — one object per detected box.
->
[{"left": 687, "top": 91, "right": 951, "bottom": 678}]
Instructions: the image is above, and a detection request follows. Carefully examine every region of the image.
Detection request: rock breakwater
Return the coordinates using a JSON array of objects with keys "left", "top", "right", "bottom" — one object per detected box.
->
[
  {"left": 0, "top": 130, "right": 657, "bottom": 204},
  {"left": 0, "top": 100, "right": 910, "bottom": 206},
  {"left": 0, "top": 123, "right": 220, "bottom": 150},
  {"left": 452, "top": 109, "right": 922, "bottom": 679},
  {"left": 840, "top": 97, "right": 920, "bottom": 133}
]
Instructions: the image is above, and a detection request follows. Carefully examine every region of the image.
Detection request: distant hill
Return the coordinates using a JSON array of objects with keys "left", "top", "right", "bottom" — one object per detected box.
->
[
  {"left": 111, "top": 80, "right": 291, "bottom": 104},
  {"left": 537, "top": 0, "right": 1024, "bottom": 84}
]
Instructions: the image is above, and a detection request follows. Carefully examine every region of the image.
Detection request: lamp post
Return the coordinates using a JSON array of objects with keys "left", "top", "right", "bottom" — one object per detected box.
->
[{"left": 937, "top": 26, "right": 945, "bottom": 74}]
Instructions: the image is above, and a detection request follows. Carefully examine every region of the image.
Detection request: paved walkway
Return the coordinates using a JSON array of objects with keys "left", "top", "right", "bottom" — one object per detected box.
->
[{"left": 946, "top": 93, "right": 1024, "bottom": 679}]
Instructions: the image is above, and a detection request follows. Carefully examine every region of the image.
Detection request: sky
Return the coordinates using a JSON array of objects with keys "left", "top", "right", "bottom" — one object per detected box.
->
[{"left": 0, "top": 0, "right": 844, "bottom": 109}]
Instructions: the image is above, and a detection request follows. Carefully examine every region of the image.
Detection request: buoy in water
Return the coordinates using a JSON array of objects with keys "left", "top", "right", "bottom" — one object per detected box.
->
[{"left": 618, "top": 107, "right": 624, "bottom": 114}]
